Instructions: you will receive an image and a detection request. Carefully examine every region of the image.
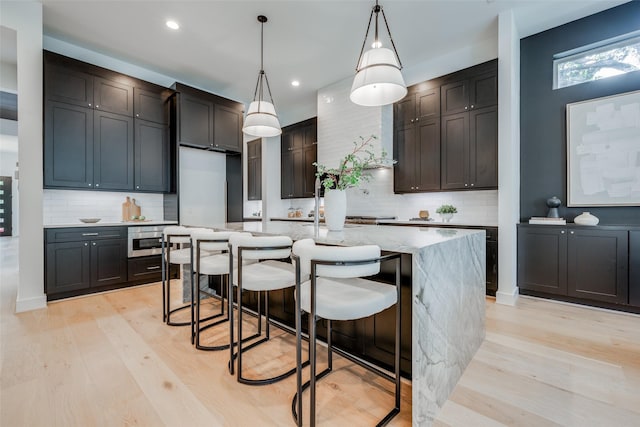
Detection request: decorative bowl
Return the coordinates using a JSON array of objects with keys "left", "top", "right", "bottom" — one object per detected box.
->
[{"left": 79, "top": 218, "right": 101, "bottom": 223}]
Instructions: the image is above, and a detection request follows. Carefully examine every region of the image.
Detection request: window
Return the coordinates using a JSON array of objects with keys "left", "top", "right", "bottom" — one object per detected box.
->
[{"left": 553, "top": 31, "right": 640, "bottom": 89}]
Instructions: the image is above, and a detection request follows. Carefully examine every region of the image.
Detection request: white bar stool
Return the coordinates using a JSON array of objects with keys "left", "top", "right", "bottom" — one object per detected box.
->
[
  {"left": 162, "top": 226, "right": 210, "bottom": 336},
  {"left": 228, "top": 233, "right": 302, "bottom": 386},
  {"left": 191, "top": 230, "right": 249, "bottom": 351},
  {"left": 291, "top": 238, "right": 402, "bottom": 427}
]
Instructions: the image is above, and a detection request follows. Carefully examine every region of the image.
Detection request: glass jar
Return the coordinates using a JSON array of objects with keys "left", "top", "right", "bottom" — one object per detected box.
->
[
  {"left": 295, "top": 207, "right": 303, "bottom": 218},
  {"left": 288, "top": 208, "right": 295, "bottom": 218}
]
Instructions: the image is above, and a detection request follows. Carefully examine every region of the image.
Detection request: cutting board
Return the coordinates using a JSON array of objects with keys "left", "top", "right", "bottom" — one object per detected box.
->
[
  {"left": 131, "top": 199, "right": 141, "bottom": 218},
  {"left": 122, "top": 197, "right": 131, "bottom": 221}
]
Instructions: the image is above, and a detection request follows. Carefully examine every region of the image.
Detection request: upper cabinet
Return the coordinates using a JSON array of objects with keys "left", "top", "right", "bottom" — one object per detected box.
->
[
  {"left": 43, "top": 51, "right": 174, "bottom": 193},
  {"left": 172, "top": 83, "right": 243, "bottom": 153},
  {"left": 281, "top": 117, "right": 317, "bottom": 199},
  {"left": 247, "top": 139, "right": 262, "bottom": 201},
  {"left": 393, "top": 59, "right": 498, "bottom": 194}
]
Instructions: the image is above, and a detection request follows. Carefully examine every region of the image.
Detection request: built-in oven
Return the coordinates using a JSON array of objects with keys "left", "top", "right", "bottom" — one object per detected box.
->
[{"left": 128, "top": 225, "right": 173, "bottom": 258}]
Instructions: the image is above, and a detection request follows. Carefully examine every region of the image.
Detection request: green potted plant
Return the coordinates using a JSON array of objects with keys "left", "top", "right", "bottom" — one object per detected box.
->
[
  {"left": 313, "top": 135, "right": 394, "bottom": 230},
  {"left": 436, "top": 204, "right": 457, "bottom": 222}
]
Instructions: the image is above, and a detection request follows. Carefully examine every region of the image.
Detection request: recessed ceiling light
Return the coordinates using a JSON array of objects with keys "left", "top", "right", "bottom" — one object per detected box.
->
[
  {"left": 291, "top": 80, "right": 300, "bottom": 87},
  {"left": 166, "top": 20, "right": 180, "bottom": 30}
]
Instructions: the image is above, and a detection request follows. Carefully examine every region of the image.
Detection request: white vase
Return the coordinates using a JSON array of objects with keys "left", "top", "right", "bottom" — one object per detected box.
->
[
  {"left": 574, "top": 212, "right": 599, "bottom": 226},
  {"left": 440, "top": 213, "right": 454, "bottom": 222},
  {"left": 324, "top": 189, "right": 347, "bottom": 231}
]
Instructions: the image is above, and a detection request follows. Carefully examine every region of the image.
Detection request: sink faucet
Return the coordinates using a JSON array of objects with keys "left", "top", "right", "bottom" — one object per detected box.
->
[{"left": 314, "top": 177, "right": 321, "bottom": 237}]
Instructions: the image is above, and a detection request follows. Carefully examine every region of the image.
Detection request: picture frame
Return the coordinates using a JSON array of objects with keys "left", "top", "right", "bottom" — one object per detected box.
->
[{"left": 566, "top": 90, "right": 640, "bottom": 207}]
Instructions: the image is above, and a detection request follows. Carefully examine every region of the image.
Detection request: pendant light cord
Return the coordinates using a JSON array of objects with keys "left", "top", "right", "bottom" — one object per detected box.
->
[
  {"left": 250, "top": 15, "right": 276, "bottom": 113},
  {"left": 354, "top": 0, "right": 403, "bottom": 71}
]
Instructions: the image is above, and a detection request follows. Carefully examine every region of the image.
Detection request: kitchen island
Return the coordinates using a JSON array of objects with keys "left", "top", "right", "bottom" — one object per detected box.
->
[{"left": 213, "top": 221, "right": 485, "bottom": 426}]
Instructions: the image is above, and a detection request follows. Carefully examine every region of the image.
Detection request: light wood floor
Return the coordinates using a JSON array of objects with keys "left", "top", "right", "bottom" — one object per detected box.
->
[{"left": 1, "top": 236, "right": 639, "bottom": 426}]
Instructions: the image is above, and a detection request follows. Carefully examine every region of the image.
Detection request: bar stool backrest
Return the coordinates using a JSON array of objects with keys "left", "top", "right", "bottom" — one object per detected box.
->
[
  {"left": 229, "top": 234, "right": 292, "bottom": 260},
  {"left": 192, "top": 230, "right": 244, "bottom": 252},
  {"left": 292, "top": 238, "right": 381, "bottom": 279},
  {"left": 163, "top": 225, "right": 191, "bottom": 244}
]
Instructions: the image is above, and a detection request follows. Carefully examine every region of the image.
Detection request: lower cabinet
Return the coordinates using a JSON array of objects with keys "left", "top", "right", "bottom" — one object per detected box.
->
[
  {"left": 630, "top": 231, "right": 640, "bottom": 307},
  {"left": 46, "top": 227, "right": 128, "bottom": 300},
  {"left": 518, "top": 225, "right": 629, "bottom": 306},
  {"left": 128, "top": 255, "right": 177, "bottom": 282}
]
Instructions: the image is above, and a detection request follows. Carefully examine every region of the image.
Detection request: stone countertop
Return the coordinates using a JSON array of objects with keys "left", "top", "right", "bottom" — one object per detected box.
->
[
  {"left": 44, "top": 220, "right": 178, "bottom": 228},
  {"left": 271, "top": 217, "right": 497, "bottom": 227},
  {"left": 213, "top": 221, "right": 483, "bottom": 255}
]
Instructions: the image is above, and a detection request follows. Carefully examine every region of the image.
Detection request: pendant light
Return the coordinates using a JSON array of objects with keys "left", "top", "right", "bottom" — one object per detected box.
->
[
  {"left": 350, "top": 0, "right": 407, "bottom": 107},
  {"left": 243, "top": 15, "right": 282, "bottom": 137}
]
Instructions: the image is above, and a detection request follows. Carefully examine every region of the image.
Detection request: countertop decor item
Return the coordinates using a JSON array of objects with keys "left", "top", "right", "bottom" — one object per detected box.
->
[
  {"left": 242, "top": 15, "right": 282, "bottom": 137},
  {"left": 350, "top": 0, "right": 407, "bottom": 107},
  {"left": 79, "top": 218, "right": 101, "bottom": 223},
  {"left": 323, "top": 189, "right": 347, "bottom": 231},
  {"left": 122, "top": 196, "right": 131, "bottom": 222},
  {"left": 436, "top": 204, "right": 457, "bottom": 222},
  {"left": 314, "top": 135, "right": 394, "bottom": 191},
  {"left": 574, "top": 212, "right": 599, "bottom": 226},
  {"left": 546, "top": 196, "right": 561, "bottom": 218}
]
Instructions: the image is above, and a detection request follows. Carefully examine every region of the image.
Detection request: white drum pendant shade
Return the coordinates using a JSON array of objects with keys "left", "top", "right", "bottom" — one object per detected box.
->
[
  {"left": 350, "top": 47, "right": 407, "bottom": 107},
  {"left": 243, "top": 100, "right": 281, "bottom": 137}
]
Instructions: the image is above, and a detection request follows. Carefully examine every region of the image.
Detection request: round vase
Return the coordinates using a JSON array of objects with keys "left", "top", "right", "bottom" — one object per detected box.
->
[
  {"left": 574, "top": 212, "right": 599, "bottom": 226},
  {"left": 324, "top": 189, "right": 347, "bottom": 231},
  {"left": 440, "top": 213, "right": 454, "bottom": 223}
]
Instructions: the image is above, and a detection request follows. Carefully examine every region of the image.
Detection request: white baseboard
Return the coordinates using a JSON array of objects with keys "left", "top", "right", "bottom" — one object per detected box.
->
[
  {"left": 496, "top": 287, "right": 519, "bottom": 306},
  {"left": 15, "top": 294, "right": 47, "bottom": 312}
]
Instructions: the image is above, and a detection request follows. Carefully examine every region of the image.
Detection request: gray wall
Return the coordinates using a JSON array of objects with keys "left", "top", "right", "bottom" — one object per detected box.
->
[{"left": 520, "top": 1, "right": 640, "bottom": 225}]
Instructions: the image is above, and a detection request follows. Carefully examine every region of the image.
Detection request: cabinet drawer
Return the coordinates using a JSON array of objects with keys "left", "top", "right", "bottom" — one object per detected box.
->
[
  {"left": 46, "top": 226, "right": 127, "bottom": 243},
  {"left": 128, "top": 255, "right": 177, "bottom": 282}
]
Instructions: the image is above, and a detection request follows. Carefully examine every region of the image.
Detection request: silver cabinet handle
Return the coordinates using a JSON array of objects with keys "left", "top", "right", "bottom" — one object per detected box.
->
[
  {"left": 96, "top": 105, "right": 100, "bottom": 108},
  {"left": 136, "top": 114, "right": 139, "bottom": 117},
  {"left": 82, "top": 233, "right": 99, "bottom": 236},
  {"left": 570, "top": 231, "right": 574, "bottom": 234},
  {"left": 416, "top": 117, "right": 419, "bottom": 121},
  {"left": 410, "top": 119, "right": 414, "bottom": 123},
  {"left": 88, "top": 103, "right": 92, "bottom": 107},
  {"left": 470, "top": 104, "right": 474, "bottom": 109},
  {"left": 471, "top": 183, "right": 475, "bottom": 187},
  {"left": 95, "top": 184, "right": 100, "bottom": 187},
  {"left": 88, "top": 183, "right": 92, "bottom": 187},
  {"left": 464, "top": 183, "right": 468, "bottom": 187},
  {"left": 146, "top": 266, "right": 161, "bottom": 270},
  {"left": 84, "top": 242, "right": 88, "bottom": 246},
  {"left": 92, "top": 242, "right": 96, "bottom": 246},
  {"left": 136, "top": 186, "right": 140, "bottom": 189},
  {"left": 464, "top": 106, "right": 468, "bottom": 110},
  {"left": 561, "top": 230, "right": 565, "bottom": 234}
]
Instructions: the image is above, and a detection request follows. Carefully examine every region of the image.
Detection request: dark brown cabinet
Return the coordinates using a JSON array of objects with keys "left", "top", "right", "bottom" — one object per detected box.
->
[
  {"left": 567, "top": 228, "right": 628, "bottom": 304},
  {"left": 247, "top": 139, "right": 262, "bottom": 200},
  {"left": 518, "top": 225, "right": 629, "bottom": 306},
  {"left": 394, "top": 118, "right": 441, "bottom": 192},
  {"left": 441, "top": 70, "right": 497, "bottom": 116},
  {"left": 44, "top": 51, "right": 174, "bottom": 193},
  {"left": 135, "top": 119, "right": 169, "bottom": 192},
  {"left": 630, "top": 231, "right": 640, "bottom": 307},
  {"left": 281, "top": 117, "right": 317, "bottom": 199},
  {"left": 393, "top": 59, "right": 497, "bottom": 193},
  {"left": 93, "top": 111, "right": 134, "bottom": 190},
  {"left": 173, "top": 83, "right": 243, "bottom": 153},
  {"left": 441, "top": 106, "right": 497, "bottom": 190},
  {"left": 45, "top": 227, "right": 127, "bottom": 301},
  {"left": 486, "top": 227, "right": 498, "bottom": 296}
]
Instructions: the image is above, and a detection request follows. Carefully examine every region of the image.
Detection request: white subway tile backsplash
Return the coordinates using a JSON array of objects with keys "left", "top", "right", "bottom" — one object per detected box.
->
[{"left": 43, "top": 189, "right": 165, "bottom": 225}]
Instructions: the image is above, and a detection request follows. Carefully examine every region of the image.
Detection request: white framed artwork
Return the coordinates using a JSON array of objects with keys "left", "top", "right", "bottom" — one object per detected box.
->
[{"left": 567, "top": 90, "right": 640, "bottom": 206}]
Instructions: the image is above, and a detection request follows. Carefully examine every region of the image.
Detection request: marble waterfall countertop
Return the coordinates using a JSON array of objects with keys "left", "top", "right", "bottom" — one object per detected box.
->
[{"left": 213, "top": 221, "right": 486, "bottom": 426}]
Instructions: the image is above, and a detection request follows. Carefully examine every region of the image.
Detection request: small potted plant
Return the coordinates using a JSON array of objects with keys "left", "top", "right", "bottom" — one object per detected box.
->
[{"left": 436, "top": 204, "right": 457, "bottom": 222}]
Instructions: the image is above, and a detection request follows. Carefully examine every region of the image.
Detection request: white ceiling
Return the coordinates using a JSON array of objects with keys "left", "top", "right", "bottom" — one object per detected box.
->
[{"left": 31, "top": 0, "right": 630, "bottom": 125}]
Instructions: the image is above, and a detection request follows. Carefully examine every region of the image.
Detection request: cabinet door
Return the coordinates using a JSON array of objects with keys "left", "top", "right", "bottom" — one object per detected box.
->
[
  {"left": 416, "top": 118, "right": 441, "bottom": 191},
  {"left": 393, "top": 124, "right": 416, "bottom": 193},
  {"left": 517, "top": 226, "right": 568, "bottom": 295},
  {"left": 247, "top": 139, "right": 262, "bottom": 201},
  {"left": 567, "top": 229, "right": 628, "bottom": 304},
  {"left": 134, "top": 87, "right": 168, "bottom": 124},
  {"left": 441, "top": 80, "right": 468, "bottom": 115},
  {"left": 213, "top": 104, "right": 242, "bottom": 152},
  {"left": 469, "top": 71, "right": 497, "bottom": 110},
  {"left": 469, "top": 106, "right": 497, "bottom": 189},
  {"left": 281, "top": 150, "right": 295, "bottom": 199},
  {"left": 394, "top": 94, "right": 415, "bottom": 127},
  {"left": 291, "top": 149, "right": 305, "bottom": 198},
  {"left": 44, "top": 101, "right": 94, "bottom": 189},
  {"left": 179, "top": 93, "right": 214, "bottom": 149},
  {"left": 135, "top": 119, "right": 168, "bottom": 192},
  {"left": 45, "top": 65, "right": 94, "bottom": 108},
  {"left": 93, "top": 77, "right": 134, "bottom": 116},
  {"left": 94, "top": 111, "right": 134, "bottom": 190},
  {"left": 630, "top": 231, "right": 640, "bottom": 307},
  {"left": 441, "top": 112, "right": 469, "bottom": 190},
  {"left": 90, "top": 238, "right": 128, "bottom": 287},
  {"left": 416, "top": 87, "right": 440, "bottom": 120},
  {"left": 46, "top": 241, "right": 91, "bottom": 295},
  {"left": 302, "top": 144, "right": 317, "bottom": 198}
]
